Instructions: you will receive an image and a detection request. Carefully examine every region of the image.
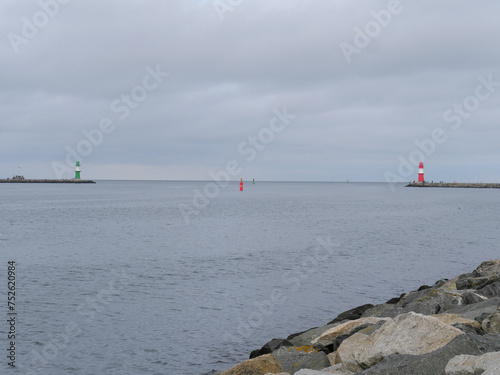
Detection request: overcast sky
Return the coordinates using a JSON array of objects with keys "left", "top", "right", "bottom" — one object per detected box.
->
[{"left": 1, "top": 0, "right": 500, "bottom": 182}]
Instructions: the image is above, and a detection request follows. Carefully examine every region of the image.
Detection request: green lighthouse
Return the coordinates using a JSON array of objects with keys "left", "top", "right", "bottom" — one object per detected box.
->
[{"left": 75, "top": 161, "right": 81, "bottom": 180}]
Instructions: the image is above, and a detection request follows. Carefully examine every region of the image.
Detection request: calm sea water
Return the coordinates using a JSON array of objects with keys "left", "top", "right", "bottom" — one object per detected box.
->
[{"left": 1, "top": 181, "right": 499, "bottom": 374}]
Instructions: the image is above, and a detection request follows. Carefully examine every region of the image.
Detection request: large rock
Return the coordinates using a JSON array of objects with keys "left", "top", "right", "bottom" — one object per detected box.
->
[
  {"left": 482, "top": 308, "right": 500, "bottom": 334},
  {"left": 221, "top": 354, "right": 283, "bottom": 375},
  {"left": 272, "top": 346, "right": 330, "bottom": 374},
  {"left": 312, "top": 317, "right": 389, "bottom": 348},
  {"left": 292, "top": 367, "right": 354, "bottom": 375},
  {"left": 368, "top": 261, "right": 500, "bottom": 318},
  {"left": 478, "top": 281, "right": 500, "bottom": 298},
  {"left": 361, "top": 303, "right": 399, "bottom": 318},
  {"left": 250, "top": 338, "right": 293, "bottom": 359},
  {"left": 360, "top": 334, "right": 484, "bottom": 375},
  {"left": 335, "top": 312, "right": 463, "bottom": 369},
  {"left": 445, "top": 297, "right": 500, "bottom": 320},
  {"left": 327, "top": 304, "right": 374, "bottom": 324},
  {"left": 445, "top": 352, "right": 500, "bottom": 375},
  {"left": 474, "top": 260, "right": 500, "bottom": 277},
  {"left": 467, "top": 332, "right": 500, "bottom": 352},
  {"left": 395, "top": 288, "right": 464, "bottom": 315},
  {"left": 287, "top": 324, "right": 338, "bottom": 347},
  {"left": 449, "top": 260, "right": 500, "bottom": 290},
  {"left": 431, "top": 313, "right": 482, "bottom": 329}
]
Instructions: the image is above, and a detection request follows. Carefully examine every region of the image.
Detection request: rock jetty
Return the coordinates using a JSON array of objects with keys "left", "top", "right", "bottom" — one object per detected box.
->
[
  {"left": 0, "top": 179, "right": 96, "bottom": 183},
  {"left": 406, "top": 182, "right": 500, "bottom": 188},
  {"left": 215, "top": 260, "right": 500, "bottom": 375}
]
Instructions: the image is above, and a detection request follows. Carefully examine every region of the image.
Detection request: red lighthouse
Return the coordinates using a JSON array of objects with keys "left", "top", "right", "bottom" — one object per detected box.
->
[{"left": 418, "top": 162, "right": 424, "bottom": 182}]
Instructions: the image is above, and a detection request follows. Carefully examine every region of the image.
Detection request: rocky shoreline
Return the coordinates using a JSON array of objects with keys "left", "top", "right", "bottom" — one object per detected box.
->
[
  {"left": 406, "top": 182, "right": 500, "bottom": 188},
  {"left": 214, "top": 260, "right": 500, "bottom": 375}
]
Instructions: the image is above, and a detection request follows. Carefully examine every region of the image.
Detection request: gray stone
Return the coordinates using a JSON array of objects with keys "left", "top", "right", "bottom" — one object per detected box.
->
[
  {"left": 360, "top": 334, "right": 484, "bottom": 375},
  {"left": 361, "top": 303, "right": 401, "bottom": 318},
  {"left": 476, "top": 312, "right": 493, "bottom": 324},
  {"left": 398, "top": 289, "right": 464, "bottom": 315},
  {"left": 445, "top": 352, "right": 500, "bottom": 375},
  {"left": 431, "top": 313, "right": 482, "bottom": 329},
  {"left": 474, "top": 260, "right": 500, "bottom": 275},
  {"left": 320, "top": 364, "right": 356, "bottom": 374},
  {"left": 385, "top": 294, "right": 405, "bottom": 305},
  {"left": 453, "top": 260, "right": 500, "bottom": 290},
  {"left": 250, "top": 338, "right": 293, "bottom": 359},
  {"left": 434, "top": 279, "right": 448, "bottom": 288},
  {"left": 220, "top": 354, "right": 284, "bottom": 375},
  {"left": 467, "top": 333, "right": 500, "bottom": 353},
  {"left": 335, "top": 312, "right": 463, "bottom": 369},
  {"left": 452, "top": 323, "right": 483, "bottom": 335},
  {"left": 478, "top": 281, "right": 500, "bottom": 298},
  {"left": 312, "top": 317, "right": 390, "bottom": 348},
  {"left": 327, "top": 304, "right": 374, "bottom": 324},
  {"left": 273, "top": 346, "right": 331, "bottom": 374},
  {"left": 292, "top": 366, "right": 355, "bottom": 374},
  {"left": 288, "top": 324, "right": 339, "bottom": 347},
  {"left": 461, "top": 290, "right": 489, "bottom": 305},
  {"left": 482, "top": 309, "right": 500, "bottom": 334},
  {"left": 456, "top": 276, "right": 497, "bottom": 290},
  {"left": 445, "top": 297, "right": 500, "bottom": 320}
]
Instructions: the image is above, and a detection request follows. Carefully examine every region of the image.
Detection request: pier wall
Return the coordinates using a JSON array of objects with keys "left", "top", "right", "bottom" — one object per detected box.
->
[
  {"left": 0, "top": 179, "right": 96, "bottom": 183},
  {"left": 407, "top": 182, "right": 500, "bottom": 188}
]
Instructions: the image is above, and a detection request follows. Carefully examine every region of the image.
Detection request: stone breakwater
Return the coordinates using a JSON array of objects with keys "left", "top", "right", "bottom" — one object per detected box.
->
[
  {"left": 0, "top": 179, "right": 96, "bottom": 183},
  {"left": 213, "top": 260, "right": 500, "bottom": 375},
  {"left": 406, "top": 182, "right": 500, "bottom": 188}
]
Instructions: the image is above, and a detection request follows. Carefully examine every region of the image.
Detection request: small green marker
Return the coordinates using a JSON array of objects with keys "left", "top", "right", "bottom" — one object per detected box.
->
[
  {"left": 253, "top": 178, "right": 255, "bottom": 184},
  {"left": 75, "top": 161, "right": 81, "bottom": 180}
]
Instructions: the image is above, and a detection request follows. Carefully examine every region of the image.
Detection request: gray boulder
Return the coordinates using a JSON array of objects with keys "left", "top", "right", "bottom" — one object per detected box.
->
[
  {"left": 312, "top": 317, "right": 390, "bottom": 348},
  {"left": 395, "top": 288, "right": 463, "bottom": 315},
  {"left": 327, "top": 304, "right": 374, "bottom": 324},
  {"left": 220, "top": 354, "right": 284, "bottom": 375},
  {"left": 361, "top": 303, "right": 401, "bottom": 318},
  {"left": 445, "top": 352, "right": 500, "bottom": 375},
  {"left": 335, "top": 312, "right": 463, "bottom": 370},
  {"left": 452, "top": 260, "right": 500, "bottom": 290},
  {"left": 360, "top": 332, "right": 500, "bottom": 374},
  {"left": 288, "top": 324, "right": 339, "bottom": 347},
  {"left": 360, "top": 334, "right": 484, "bottom": 375},
  {"left": 292, "top": 367, "right": 354, "bottom": 374},
  {"left": 482, "top": 308, "right": 500, "bottom": 334},
  {"left": 445, "top": 297, "right": 500, "bottom": 320},
  {"left": 250, "top": 338, "right": 293, "bottom": 359},
  {"left": 272, "top": 346, "right": 331, "bottom": 374},
  {"left": 467, "top": 332, "right": 500, "bottom": 352},
  {"left": 478, "top": 281, "right": 500, "bottom": 298}
]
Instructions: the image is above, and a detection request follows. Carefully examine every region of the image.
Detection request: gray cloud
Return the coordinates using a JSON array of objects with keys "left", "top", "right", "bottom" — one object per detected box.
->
[{"left": 1, "top": 0, "right": 500, "bottom": 181}]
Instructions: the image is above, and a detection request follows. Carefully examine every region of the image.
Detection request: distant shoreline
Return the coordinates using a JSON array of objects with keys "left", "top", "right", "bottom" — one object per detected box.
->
[
  {"left": 406, "top": 182, "right": 500, "bottom": 188},
  {"left": 0, "top": 179, "right": 96, "bottom": 184}
]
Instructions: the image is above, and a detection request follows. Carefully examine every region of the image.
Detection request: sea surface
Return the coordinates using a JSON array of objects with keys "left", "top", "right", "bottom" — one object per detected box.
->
[{"left": 1, "top": 180, "right": 499, "bottom": 375}]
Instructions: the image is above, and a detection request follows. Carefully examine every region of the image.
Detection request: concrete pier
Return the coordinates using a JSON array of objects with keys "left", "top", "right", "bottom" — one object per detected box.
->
[
  {"left": 0, "top": 179, "right": 96, "bottom": 183},
  {"left": 407, "top": 182, "right": 500, "bottom": 188}
]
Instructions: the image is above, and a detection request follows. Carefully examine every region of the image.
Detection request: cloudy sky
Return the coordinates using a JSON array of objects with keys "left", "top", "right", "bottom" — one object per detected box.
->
[{"left": 1, "top": 0, "right": 500, "bottom": 182}]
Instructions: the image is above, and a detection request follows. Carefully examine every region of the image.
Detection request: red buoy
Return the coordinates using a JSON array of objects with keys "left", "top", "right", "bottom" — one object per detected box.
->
[
  {"left": 240, "top": 177, "right": 243, "bottom": 191},
  {"left": 418, "top": 162, "right": 424, "bottom": 182}
]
